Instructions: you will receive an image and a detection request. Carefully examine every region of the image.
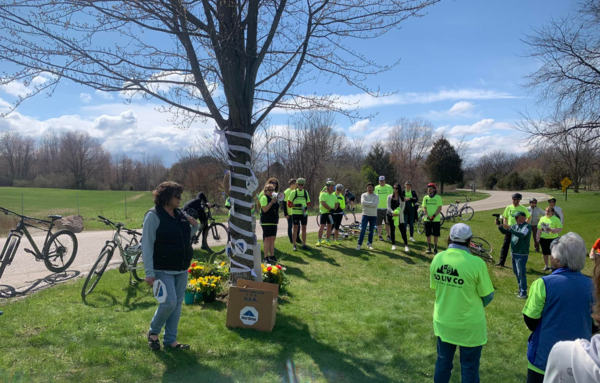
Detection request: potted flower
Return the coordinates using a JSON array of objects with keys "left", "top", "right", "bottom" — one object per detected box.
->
[
  {"left": 197, "top": 275, "right": 222, "bottom": 303},
  {"left": 185, "top": 279, "right": 197, "bottom": 305},
  {"left": 261, "top": 263, "right": 290, "bottom": 291}
]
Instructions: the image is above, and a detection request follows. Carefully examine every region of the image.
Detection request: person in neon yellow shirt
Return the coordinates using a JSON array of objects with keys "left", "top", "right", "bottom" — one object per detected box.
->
[
  {"left": 287, "top": 178, "right": 310, "bottom": 251},
  {"left": 536, "top": 206, "right": 563, "bottom": 272},
  {"left": 374, "top": 175, "right": 394, "bottom": 242},
  {"left": 259, "top": 184, "right": 280, "bottom": 263},
  {"left": 422, "top": 183, "right": 443, "bottom": 254},
  {"left": 283, "top": 178, "right": 300, "bottom": 245},
  {"left": 495, "top": 193, "right": 531, "bottom": 268},
  {"left": 331, "top": 184, "right": 349, "bottom": 244},
  {"left": 430, "top": 223, "right": 495, "bottom": 382},
  {"left": 316, "top": 181, "right": 337, "bottom": 247}
]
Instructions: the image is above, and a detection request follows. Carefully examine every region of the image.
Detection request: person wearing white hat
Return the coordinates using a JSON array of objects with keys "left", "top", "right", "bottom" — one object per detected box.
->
[{"left": 430, "top": 223, "right": 495, "bottom": 383}]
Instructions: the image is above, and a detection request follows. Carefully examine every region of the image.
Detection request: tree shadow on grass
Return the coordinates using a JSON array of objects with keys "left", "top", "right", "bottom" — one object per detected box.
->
[
  {"left": 302, "top": 248, "right": 341, "bottom": 267},
  {"left": 156, "top": 348, "right": 235, "bottom": 383},
  {"left": 283, "top": 265, "right": 310, "bottom": 282},
  {"left": 121, "top": 283, "right": 155, "bottom": 312},
  {"left": 280, "top": 253, "right": 310, "bottom": 265},
  {"left": 234, "top": 314, "right": 415, "bottom": 383}
]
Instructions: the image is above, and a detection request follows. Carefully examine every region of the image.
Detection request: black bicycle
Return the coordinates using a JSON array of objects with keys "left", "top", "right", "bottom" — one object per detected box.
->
[
  {"left": 0, "top": 207, "right": 78, "bottom": 282},
  {"left": 190, "top": 204, "right": 229, "bottom": 255},
  {"left": 81, "top": 216, "right": 144, "bottom": 299}
]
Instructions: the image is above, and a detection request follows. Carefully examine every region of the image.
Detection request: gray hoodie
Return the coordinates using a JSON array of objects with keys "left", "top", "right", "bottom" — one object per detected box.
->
[{"left": 544, "top": 336, "right": 600, "bottom": 382}]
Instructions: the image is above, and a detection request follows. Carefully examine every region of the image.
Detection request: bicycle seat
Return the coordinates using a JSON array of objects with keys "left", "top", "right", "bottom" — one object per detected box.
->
[
  {"left": 455, "top": 200, "right": 460, "bottom": 204},
  {"left": 48, "top": 215, "right": 62, "bottom": 220}
]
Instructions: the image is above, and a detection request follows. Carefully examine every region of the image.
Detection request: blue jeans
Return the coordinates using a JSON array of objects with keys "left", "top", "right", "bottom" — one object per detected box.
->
[
  {"left": 404, "top": 211, "right": 414, "bottom": 237},
  {"left": 434, "top": 337, "right": 482, "bottom": 383},
  {"left": 358, "top": 215, "right": 377, "bottom": 246},
  {"left": 149, "top": 271, "right": 187, "bottom": 346},
  {"left": 511, "top": 254, "right": 528, "bottom": 295}
]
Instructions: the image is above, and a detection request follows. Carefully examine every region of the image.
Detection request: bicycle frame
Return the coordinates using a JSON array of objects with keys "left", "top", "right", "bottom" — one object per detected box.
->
[
  {"left": 3, "top": 214, "right": 55, "bottom": 261},
  {"left": 103, "top": 225, "right": 141, "bottom": 270}
]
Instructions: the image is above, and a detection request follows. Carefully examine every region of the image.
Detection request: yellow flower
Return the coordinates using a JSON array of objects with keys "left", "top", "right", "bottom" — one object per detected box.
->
[
  {"left": 190, "top": 279, "right": 197, "bottom": 285},
  {"left": 220, "top": 262, "right": 226, "bottom": 267}
]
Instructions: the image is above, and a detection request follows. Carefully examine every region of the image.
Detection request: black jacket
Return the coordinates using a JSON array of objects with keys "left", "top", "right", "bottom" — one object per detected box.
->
[
  {"left": 260, "top": 195, "right": 280, "bottom": 225},
  {"left": 403, "top": 190, "right": 418, "bottom": 214},
  {"left": 149, "top": 205, "right": 193, "bottom": 272}
]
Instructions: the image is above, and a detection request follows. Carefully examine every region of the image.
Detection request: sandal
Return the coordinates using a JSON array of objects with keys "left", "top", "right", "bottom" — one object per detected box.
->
[
  {"left": 147, "top": 332, "right": 161, "bottom": 351},
  {"left": 166, "top": 342, "right": 190, "bottom": 349}
]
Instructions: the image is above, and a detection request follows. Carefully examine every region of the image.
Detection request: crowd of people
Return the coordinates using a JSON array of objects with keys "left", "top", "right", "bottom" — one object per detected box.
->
[{"left": 140, "top": 179, "right": 600, "bottom": 383}]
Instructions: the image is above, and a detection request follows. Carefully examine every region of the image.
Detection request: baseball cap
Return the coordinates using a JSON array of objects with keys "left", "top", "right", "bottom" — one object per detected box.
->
[
  {"left": 548, "top": 197, "right": 557, "bottom": 202},
  {"left": 449, "top": 223, "right": 473, "bottom": 242},
  {"left": 379, "top": 176, "right": 385, "bottom": 181},
  {"left": 405, "top": 181, "right": 412, "bottom": 185},
  {"left": 512, "top": 211, "right": 527, "bottom": 218}
]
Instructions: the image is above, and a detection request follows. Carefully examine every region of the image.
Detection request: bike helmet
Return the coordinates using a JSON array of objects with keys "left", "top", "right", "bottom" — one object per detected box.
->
[
  {"left": 326, "top": 180, "right": 335, "bottom": 186},
  {"left": 297, "top": 178, "right": 306, "bottom": 185},
  {"left": 529, "top": 198, "right": 537, "bottom": 203},
  {"left": 427, "top": 183, "right": 437, "bottom": 189},
  {"left": 512, "top": 193, "right": 522, "bottom": 200},
  {"left": 405, "top": 181, "right": 412, "bottom": 185},
  {"left": 336, "top": 184, "right": 344, "bottom": 190}
]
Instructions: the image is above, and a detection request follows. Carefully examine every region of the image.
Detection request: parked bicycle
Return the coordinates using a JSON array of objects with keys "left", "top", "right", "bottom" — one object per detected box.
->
[
  {"left": 81, "top": 216, "right": 144, "bottom": 299},
  {"left": 469, "top": 236, "right": 493, "bottom": 262},
  {"left": 445, "top": 195, "right": 475, "bottom": 221},
  {"left": 416, "top": 210, "right": 446, "bottom": 235},
  {"left": 0, "top": 207, "right": 78, "bottom": 282},
  {"left": 315, "top": 207, "right": 356, "bottom": 227},
  {"left": 338, "top": 221, "right": 361, "bottom": 240},
  {"left": 190, "top": 204, "right": 229, "bottom": 255}
]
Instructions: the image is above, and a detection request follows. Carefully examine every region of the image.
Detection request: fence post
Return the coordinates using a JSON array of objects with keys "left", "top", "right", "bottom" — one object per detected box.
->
[{"left": 125, "top": 192, "right": 127, "bottom": 219}]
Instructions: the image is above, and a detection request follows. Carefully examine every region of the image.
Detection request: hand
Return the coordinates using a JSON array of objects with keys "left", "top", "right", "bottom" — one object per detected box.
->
[
  {"left": 345, "top": 216, "right": 348, "bottom": 221},
  {"left": 206, "top": 203, "right": 211, "bottom": 208},
  {"left": 186, "top": 216, "right": 198, "bottom": 226},
  {"left": 429, "top": 216, "right": 434, "bottom": 221},
  {"left": 502, "top": 224, "right": 510, "bottom": 230},
  {"left": 285, "top": 215, "right": 290, "bottom": 219},
  {"left": 145, "top": 277, "right": 155, "bottom": 287}
]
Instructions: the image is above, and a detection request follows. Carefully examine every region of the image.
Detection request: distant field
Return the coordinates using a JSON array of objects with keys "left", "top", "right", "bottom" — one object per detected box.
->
[{"left": 0, "top": 187, "right": 229, "bottom": 234}]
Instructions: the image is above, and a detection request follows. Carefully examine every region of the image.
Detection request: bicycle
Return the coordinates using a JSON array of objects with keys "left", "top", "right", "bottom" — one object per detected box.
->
[
  {"left": 469, "top": 236, "right": 493, "bottom": 262},
  {"left": 0, "top": 207, "right": 78, "bottom": 282},
  {"left": 338, "top": 221, "right": 361, "bottom": 239},
  {"left": 190, "top": 204, "right": 229, "bottom": 255},
  {"left": 446, "top": 195, "right": 475, "bottom": 221},
  {"left": 81, "top": 216, "right": 144, "bottom": 299},
  {"left": 416, "top": 210, "right": 446, "bottom": 235},
  {"left": 315, "top": 207, "right": 356, "bottom": 226}
]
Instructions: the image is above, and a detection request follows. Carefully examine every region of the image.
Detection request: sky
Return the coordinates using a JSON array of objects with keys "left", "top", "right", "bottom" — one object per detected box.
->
[{"left": 0, "top": 0, "right": 575, "bottom": 166}]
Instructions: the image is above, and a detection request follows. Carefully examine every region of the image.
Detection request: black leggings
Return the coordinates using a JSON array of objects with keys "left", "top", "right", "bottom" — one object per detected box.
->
[{"left": 389, "top": 219, "right": 408, "bottom": 246}]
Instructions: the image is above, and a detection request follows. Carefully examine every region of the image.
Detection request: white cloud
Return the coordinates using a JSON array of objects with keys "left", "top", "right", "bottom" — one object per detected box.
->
[
  {"left": 95, "top": 90, "right": 114, "bottom": 100},
  {"left": 445, "top": 118, "right": 512, "bottom": 136},
  {"left": 80, "top": 93, "right": 92, "bottom": 103},
  {"left": 457, "top": 134, "right": 528, "bottom": 159},
  {"left": 448, "top": 101, "right": 475, "bottom": 116},
  {"left": 1, "top": 73, "right": 57, "bottom": 98},
  {"left": 349, "top": 119, "right": 370, "bottom": 132}
]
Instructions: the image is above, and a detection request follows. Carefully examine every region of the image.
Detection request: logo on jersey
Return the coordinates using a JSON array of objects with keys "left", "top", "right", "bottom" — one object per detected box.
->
[{"left": 434, "top": 264, "right": 464, "bottom": 286}]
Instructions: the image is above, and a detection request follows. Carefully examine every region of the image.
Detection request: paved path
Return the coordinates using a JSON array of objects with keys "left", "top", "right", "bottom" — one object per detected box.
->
[{"left": 0, "top": 190, "right": 550, "bottom": 296}]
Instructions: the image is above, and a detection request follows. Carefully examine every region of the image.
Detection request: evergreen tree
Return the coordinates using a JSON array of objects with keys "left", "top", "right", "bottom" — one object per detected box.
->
[
  {"left": 425, "top": 138, "right": 463, "bottom": 194},
  {"left": 363, "top": 143, "right": 396, "bottom": 183}
]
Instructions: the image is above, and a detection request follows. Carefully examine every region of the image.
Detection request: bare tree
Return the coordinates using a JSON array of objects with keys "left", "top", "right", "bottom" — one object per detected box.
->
[
  {"left": 38, "top": 130, "right": 62, "bottom": 175},
  {"left": 59, "top": 131, "right": 108, "bottom": 189},
  {"left": 387, "top": 117, "right": 434, "bottom": 185},
  {"left": 0, "top": 0, "right": 439, "bottom": 281},
  {"left": 518, "top": 0, "right": 600, "bottom": 140},
  {"left": 0, "top": 131, "right": 35, "bottom": 179}
]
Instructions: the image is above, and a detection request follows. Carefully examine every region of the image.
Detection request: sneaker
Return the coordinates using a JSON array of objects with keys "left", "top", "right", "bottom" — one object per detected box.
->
[
  {"left": 434, "top": 247, "right": 438, "bottom": 253},
  {"left": 268, "top": 255, "right": 278, "bottom": 263},
  {"left": 302, "top": 245, "right": 310, "bottom": 250},
  {"left": 409, "top": 237, "right": 415, "bottom": 242},
  {"left": 315, "top": 241, "right": 322, "bottom": 247},
  {"left": 356, "top": 245, "right": 361, "bottom": 251},
  {"left": 387, "top": 235, "right": 391, "bottom": 241},
  {"left": 379, "top": 236, "right": 384, "bottom": 241},
  {"left": 426, "top": 248, "right": 432, "bottom": 254},
  {"left": 391, "top": 245, "right": 397, "bottom": 251},
  {"left": 517, "top": 293, "right": 528, "bottom": 299},
  {"left": 404, "top": 246, "right": 410, "bottom": 252},
  {"left": 293, "top": 245, "right": 297, "bottom": 251},
  {"left": 542, "top": 266, "right": 551, "bottom": 271},
  {"left": 494, "top": 263, "right": 504, "bottom": 267},
  {"left": 325, "top": 240, "right": 331, "bottom": 246},
  {"left": 368, "top": 244, "right": 373, "bottom": 250},
  {"left": 333, "top": 241, "right": 341, "bottom": 245}
]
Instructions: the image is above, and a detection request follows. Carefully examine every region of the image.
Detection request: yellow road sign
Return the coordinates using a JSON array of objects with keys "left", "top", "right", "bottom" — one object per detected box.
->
[
  {"left": 562, "top": 186, "right": 566, "bottom": 193},
  {"left": 561, "top": 177, "right": 572, "bottom": 188}
]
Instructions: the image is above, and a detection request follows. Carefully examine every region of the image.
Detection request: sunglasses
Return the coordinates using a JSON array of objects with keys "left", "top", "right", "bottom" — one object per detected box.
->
[
  {"left": 393, "top": 187, "right": 399, "bottom": 189},
  {"left": 266, "top": 189, "right": 275, "bottom": 192},
  {"left": 174, "top": 195, "right": 182, "bottom": 199}
]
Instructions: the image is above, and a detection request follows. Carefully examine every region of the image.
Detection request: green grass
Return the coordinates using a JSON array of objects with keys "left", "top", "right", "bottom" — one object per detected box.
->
[
  {"left": 0, "top": 192, "right": 598, "bottom": 382},
  {"left": 437, "top": 191, "right": 489, "bottom": 205},
  {"left": 0, "top": 187, "right": 229, "bottom": 232}
]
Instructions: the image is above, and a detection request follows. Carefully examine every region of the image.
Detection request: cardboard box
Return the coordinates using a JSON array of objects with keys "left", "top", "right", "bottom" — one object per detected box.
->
[{"left": 226, "top": 279, "right": 279, "bottom": 332}]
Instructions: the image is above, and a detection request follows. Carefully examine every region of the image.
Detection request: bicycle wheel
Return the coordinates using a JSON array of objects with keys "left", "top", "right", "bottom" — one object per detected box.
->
[
  {"left": 417, "top": 215, "right": 424, "bottom": 235},
  {"left": 446, "top": 205, "right": 458, "bottom": 216},
  {"left": 0, "top": 234, "right": 21, "bottom": 282},
  {"left": 81, "top": 247, "right": 113, "bottom": 299},
  {"left": 471, "top": 237, "right": 493, "bottom": 262},
  {"left": 131, "top": 251, "right": 145, "bottom": 282},
  {"left": 206, "top": 223, "right": 229, "bottom": 255},
  {"left": 459, "top": 206, "right": 475, "bottom": 221},
  {"left": 439, "top": 213, "right": 445, "bottom": 227},
  {"left": 315, "top": 213, "right": 321, "bottom": 226},
  {"left": 43, "top": 230, "right": 78, "bottom": 272}
]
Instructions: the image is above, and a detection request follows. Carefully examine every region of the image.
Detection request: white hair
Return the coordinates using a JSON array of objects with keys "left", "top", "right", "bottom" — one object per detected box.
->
[{"left": 550, "top": 232, "right": 587, "bottom": 272}]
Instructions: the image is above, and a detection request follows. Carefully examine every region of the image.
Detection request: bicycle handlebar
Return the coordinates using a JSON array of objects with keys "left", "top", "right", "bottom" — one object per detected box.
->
[
  {"left": 97, "top": 215, "right": 140, "bottom": 235},
  {"left": 0, "top": 207, "right": 50, "bottom": 225}
]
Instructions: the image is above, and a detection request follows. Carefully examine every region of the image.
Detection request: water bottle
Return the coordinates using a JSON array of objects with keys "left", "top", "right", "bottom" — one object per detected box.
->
[
  {"left": 303, "top": 206, "right": 308, "bottom": 217},
  {"left": 328, "top": 214, "right": 334, "bottom": 225}
]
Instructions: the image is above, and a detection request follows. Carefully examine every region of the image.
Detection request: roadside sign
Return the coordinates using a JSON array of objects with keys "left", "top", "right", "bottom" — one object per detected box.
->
[
  {"left": 561, "top": 177, "right": 572, "bottom": 188},
  {"left": 562, "top": 186, "right": 566, "bottom": 193}
]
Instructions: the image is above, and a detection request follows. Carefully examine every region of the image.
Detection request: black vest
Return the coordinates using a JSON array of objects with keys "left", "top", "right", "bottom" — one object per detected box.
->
[
  {"left": 149, "top": 205, "right": 193, "bottom": 272},
  {"left": 260, "top": 196, "right": 280, "bottom": 225}
]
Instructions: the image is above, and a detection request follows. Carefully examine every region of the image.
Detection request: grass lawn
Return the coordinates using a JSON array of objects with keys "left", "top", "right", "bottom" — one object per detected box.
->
[
  {"left": 0, "top": 192, "right": 597, "bottom": 382},
  {"left": 0, "top": 187, "right": 229, "bottom": 233},
  {"left": 437, "top": 191, "right": 489, "bottom": 205}
]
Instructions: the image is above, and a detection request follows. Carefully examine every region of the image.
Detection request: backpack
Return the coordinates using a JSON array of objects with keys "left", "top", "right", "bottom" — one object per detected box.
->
[{"left": 291, "top": 189, "right": 308, "bottom": 205}]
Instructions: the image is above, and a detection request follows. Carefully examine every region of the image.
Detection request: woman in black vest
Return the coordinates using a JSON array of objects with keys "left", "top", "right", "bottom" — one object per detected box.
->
[
  {"left": 143, "top": 182, "right": 199, "bottom": 351},
  {"left": 260, "top": 183, "right": 280, "bottom": 263}
]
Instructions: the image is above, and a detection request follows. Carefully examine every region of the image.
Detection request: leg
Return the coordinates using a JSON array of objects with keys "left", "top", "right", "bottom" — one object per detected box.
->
[
  {"left": 389, "top": 218, "right": 396, "bottom": 245},
  {"left": 292, "top": 220, "right": 299, "bottom": 246},
  {"left": 358, "top": 215, "right": 369, "bottom": 246},
  {"left": 317, "top": 224, "right": 324, "bottom": 241},
  {"left": 543, "top": 254, "right": 549, "bottom": 267},
  {"left": 367, "top": 216, "right": 377, "bottom": 245},
  {"left": 498, "top": 232, "right": 511, "bottom": 266},
  {"left": 526, "top": 369, "right": 545, "bottom": 383},
  {"left": 399, "top": 223, "right": 408, "bottom": 245},
  {"left": 516, "top": 255, "right": 528, "bottom": 295},
  {"left": 162, "top": 272, "right": 188, "bottom": 347},
  {"left": 376, "top": 210, "right": 384, "bottom": 238},
  {"left": 434, "top": 337, "right": 457, "bottom": 383},
  {"left": 301, "top": 225, "right": 307, "bottom": 244},
  {"left": 287, "top": 216, "right": 293, "bottom": 243},
  {"left": 458, "top": 344, "right": 483, "bottom": 383},
  {"left": 269, "top": 237, "right": 276, "bottom": 258},
  {"left": 511, "top": 254, "right": 518, "bottom": 285},
  {"left": 149, "top": 272, "right": 178, "bottom": 339},
  {"left": 385, "top": 223, "right": 391, "bottom": 239},
  {"left": 326, "top": 224, "right": 332, "bottom": 240},
  {"left": 531, "top": 226, "right": 539, "bottom": 252}
]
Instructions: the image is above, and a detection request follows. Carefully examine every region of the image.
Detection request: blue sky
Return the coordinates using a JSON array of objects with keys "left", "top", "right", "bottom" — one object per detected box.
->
[{"left": 0, "top": 0, "right": 574, "bottom": 166}]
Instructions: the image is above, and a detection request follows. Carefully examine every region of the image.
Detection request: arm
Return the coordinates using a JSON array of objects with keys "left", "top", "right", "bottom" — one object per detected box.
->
[
  {"left": 361, "top": 194, "right": 377, "bottom": 208},
  {"left": 482, "top": 292, "right": 494, "bottom": 307},
  {"left": 549, "top": 228, "right": 563, "bottom": 234},
  {"left": 387, "top": 195, "right": 394, "bottom": 215},
  {"left": 411, "top": 191, "right": 418, "bottom": 203},
  {"left": 142, "top": 212, "right": 160, "bottom": 282},
  {"left": 523, "top": 314, "right": 541, "bottom": 332},
  {"left": 261, "top": 197, "right": 276, "bottom": 213},
  {"left": 509, "top": 225, "right": 529, "bottom": 238},
  {"left": 498, "top": 225, "right": 510, "bottom": 235}
]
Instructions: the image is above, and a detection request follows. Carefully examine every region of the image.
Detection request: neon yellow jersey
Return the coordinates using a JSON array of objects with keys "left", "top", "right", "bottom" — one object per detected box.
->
[
  {"left": 336, "top": 192, "right": 346, "bottom": 210},
  {"left": 523, "top": 279, "right": 547, "bottom": 375},
  {"left": 283, "top": 188, "right": 292, "bottom": 202},
  {"left": 288, "top": 189, "right": 310, "bottom": 215},
  {"left": 319, "top": 191, "right": 338, "bottom": 214},
  {"left": 423, "top": 194, "right": 443, "bottom": 222},
  {"left": 374, "top": 184, "right": 393, "bottom": 209},
  {"left": 405, "top": 190, "right": 412, "bottom": 200},
  {"left": 392, "top": 206, "right": 403, "bottom": 226},
  {"left": 502, "top": 204, "right": 531, "bottom": 226},
  {"left": 430, "top": 247, "right": 495, "bottom": 347},
  {"left": 538, "top": 215, "right": 562, "bottom": 239}
]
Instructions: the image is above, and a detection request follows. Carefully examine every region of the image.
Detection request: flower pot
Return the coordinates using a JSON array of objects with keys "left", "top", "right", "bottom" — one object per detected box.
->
[
  {"left": 194, "top": 291, "right": 203, "bottom": 303},
  {"left": 184, "top": 291, "right": 195, "bottom": 305},
  {"left": 202, "top": 290, "right": 217, "bottom": 303}
]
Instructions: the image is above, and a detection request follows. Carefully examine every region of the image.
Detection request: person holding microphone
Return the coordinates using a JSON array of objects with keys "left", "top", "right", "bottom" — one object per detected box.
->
[{"left": 260, "top": 183, "right": 280, "bottom": 263}]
